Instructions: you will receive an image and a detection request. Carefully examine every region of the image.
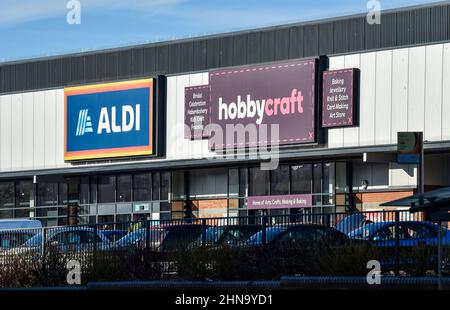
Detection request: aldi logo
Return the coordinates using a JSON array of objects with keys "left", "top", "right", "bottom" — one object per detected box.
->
[
  {"left": 64, "top": 79, "right": 154, "bottom": 161},
  {"left": 76, "top": 109, "right": 93, "bottom": 136}
]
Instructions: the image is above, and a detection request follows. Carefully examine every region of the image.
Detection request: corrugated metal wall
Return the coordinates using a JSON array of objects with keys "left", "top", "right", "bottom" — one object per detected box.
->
[{"left": 0, "top": 3, "right": 449, "bottom": 94}]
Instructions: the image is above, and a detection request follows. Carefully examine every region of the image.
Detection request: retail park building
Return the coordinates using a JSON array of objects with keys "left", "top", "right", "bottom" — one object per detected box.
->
[{"left": 1, "top": 3, "right": 450, "bottom": 226}]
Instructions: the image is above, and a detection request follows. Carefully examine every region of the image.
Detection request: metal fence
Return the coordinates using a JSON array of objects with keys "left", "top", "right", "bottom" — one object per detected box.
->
[{"left": 0, "top": 210, "right": 449, "bottom": 278}]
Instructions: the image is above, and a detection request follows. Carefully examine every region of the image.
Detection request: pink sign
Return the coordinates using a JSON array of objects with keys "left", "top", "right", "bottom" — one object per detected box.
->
[
  {"left": 322, "top": 68, "right": 358, "bottom": 128},
  {"left": 247, "top": 194, "right": 313, "bottom": 210},
  {"left": 209, "top": 59, "right": 317, "bottom": 148}
]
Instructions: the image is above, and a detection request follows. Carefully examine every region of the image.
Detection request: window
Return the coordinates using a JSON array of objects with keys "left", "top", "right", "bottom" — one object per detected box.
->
[
  {"left": 172, "top": 171, "right": 185, "bottom": 200},
  {"left": 79, "top": 177, "right": 90, "bottom": 205},
  {"left": 249, "top": 167, "right": 269, "bottom": 196},
  {"left": 270, "top": 165, "right": 289, "bottom": 195},
  {"left": 152, "top": 172, "right": 160, "bottom": 200},
  {"left": 323, "top": 163, "right": 335, "bottom": 205},
  {"left": 291, "top": 164, "right": 312, "bottom": 194},
  {"left": 239, "top": 168, "right": 248, "bottom": 197},
  {"left": 37, "top": 183, "right": 58, "bottom": 206},
  {"left": 313, "top": 164, "right": 322, "bottom": 205},
  {"left": 372, "top": 225, "right": 409, "bottom": 241},
  {"left": 161, "top": 172, "right": 170, "bottom": 201},
  {"left": 404, "top": 224, "right": 436, "bottom": 239},
  {"left": 0, "top": 182, "right": 14, "bottom": 209},
  {"left": 98, "top": 176, "right": 116, "bottom": 203},
  {"left": 90, "top": 176, "right": 98, "bottom": 204},
  {"left": 15, "top": 181, "right": 32, "bottom": 208},
  {"left": 228, "top": 169, "right": 239, "bottom": 198},
  {"left": 133, "top": 173, "right": 152, "bottom": 202},
  {"left": 117, "top": 175, "right": 132, "bottom": 202},
  {"left": 58, "top": 183, "right": 68, "bottom": 205}
]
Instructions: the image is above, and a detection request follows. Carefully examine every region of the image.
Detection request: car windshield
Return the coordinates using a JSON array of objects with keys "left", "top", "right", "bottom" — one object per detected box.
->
[
  {"left": 349, "top": 223, "right": 388, "bottom": 239},
  {"left": 115, "top": 228, "right": 165, "bottom": 247},
  {"left": 336, "top": 214, "right": 367, "bottom": 234},
  {"left": 23, "top": 230, "right": 53, "bottom": 247},
  {"left": 196, "top": 227, "right": 225, "bottom": 244},
  {"left": 246, "top": 227, "right": 286, "bottom": 245}
]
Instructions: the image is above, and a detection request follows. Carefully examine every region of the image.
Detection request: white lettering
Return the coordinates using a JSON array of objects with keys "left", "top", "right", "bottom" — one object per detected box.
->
[
  {"left": 122, "top": 105, "right": 135, "bottom": 132},
  {"left": 97, "top": 108, "right": 111, "bottom": 134}
]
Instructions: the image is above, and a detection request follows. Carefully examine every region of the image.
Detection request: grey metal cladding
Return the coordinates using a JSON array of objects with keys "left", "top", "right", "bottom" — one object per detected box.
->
[{"left": 0, "top": 2, "right": 449, "bottom": 94}]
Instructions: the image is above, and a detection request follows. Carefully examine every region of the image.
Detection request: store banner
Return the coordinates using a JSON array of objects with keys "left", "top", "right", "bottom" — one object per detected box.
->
[
  {"left": 322, "top": 68, "right": 358, "bottom": 128},
  {"left": 209, "top": 59, "right": 317, "bottom": 148},
  {"left": 64, "top": 79, "right": 154, "bottom": 161},
  {"left": 184, "top": 85, "right": 210, "bottom": 139},
  {"left": 247, "top": 194, "right": 313, "bottom": 210}
]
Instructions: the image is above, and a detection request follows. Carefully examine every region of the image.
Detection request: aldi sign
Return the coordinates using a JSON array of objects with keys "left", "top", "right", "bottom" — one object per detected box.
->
[{"left": 64, "top": 79, "right": 154, "bottom": 161}]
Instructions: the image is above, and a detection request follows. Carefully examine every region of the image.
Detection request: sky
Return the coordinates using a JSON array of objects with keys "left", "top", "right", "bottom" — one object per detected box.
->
[{"left": 0, "top": 0, "right": 445, "bottom": 62}]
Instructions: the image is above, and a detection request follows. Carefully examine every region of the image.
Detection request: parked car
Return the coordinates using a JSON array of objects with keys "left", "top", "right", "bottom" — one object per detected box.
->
[
  {"left": 100, "top": 229, "right": 128, "bottom": 242},
  {"left": 348, "top": 221, "right": 450, "bottom": 272},
  {"left": 245, "top": 224, "right": 351, "bottom": 248},
  {"left": 335, "top": 213, "right": 368, "bottom": 235},
  {"left": 0, "top": 219, "right": 42, "bottom": 230},
  {"left": 0, "top": 230, "right": 36, "bottom": 252},
  {"left": 348, "top": 221, "right": 450, "bottom": 247},
  {"left": 113, "top": 224, "right": 211, "bottom": 252},
  {"left": 0, "top": 226, "right": 111, "bottom": 264},
  {"left": 194, "top": 225, "right": 262, "bottom": 248}
]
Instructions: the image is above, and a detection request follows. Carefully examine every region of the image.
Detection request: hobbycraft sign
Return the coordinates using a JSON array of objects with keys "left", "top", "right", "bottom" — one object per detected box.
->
[
  {"left": 209, "top": 59, "right": 317, "bottom": 148},
  {"left": 64, "top": 79, "right": 154, "bottom": 161},
  {"left": 322, "top": 69, "right": 358, "bottom": 128}
]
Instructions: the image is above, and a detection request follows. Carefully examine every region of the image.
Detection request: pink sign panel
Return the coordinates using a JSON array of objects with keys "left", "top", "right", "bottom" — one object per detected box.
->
[
  {"left": 322, "top": 68, "right": 358, "bottom": 128},
  {"left": 184, "top": 85, "right": 210, "bottom": 139},
  {"left": 209, "top": 59, "right": 317, "bottom": 148},
  {"left": 247, "top": 194, "right": 313, "bottom": 210}
]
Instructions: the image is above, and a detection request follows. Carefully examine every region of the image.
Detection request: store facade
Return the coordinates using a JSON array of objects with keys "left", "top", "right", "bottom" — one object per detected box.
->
[{"left": 1, "top": 3, "right": 450, "bottom": 226}]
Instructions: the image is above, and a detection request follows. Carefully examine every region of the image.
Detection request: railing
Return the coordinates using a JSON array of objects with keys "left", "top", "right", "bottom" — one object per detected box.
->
[{"left": 0, "top": 210, "right": 449, "bottom": 282}]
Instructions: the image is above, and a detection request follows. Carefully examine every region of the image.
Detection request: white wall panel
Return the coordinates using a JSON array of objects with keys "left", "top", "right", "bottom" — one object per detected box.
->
[
  {"left": 407, "top": 46, "right": 426, "bottom": 132},
  {"left": 358, "top": 52, "right": 376, "bottom": 146},
  {"left": 22, "top": 93, "right": 34, "bottom": 169},
  {"left": 442, "top": 43, "right": 450, "bottom": 140},
  {"left": 0, "top": 95, "right": 12, "bottom": 171},
  {"left": 424, "top": 44, "right": 443, "bottom": 141},
  {"left": 389, "top": 163, "right": 416, "bottom": 187},
  {"left": 11, "top": 95, "right": 23, "bottom": 169},
  {"left": 342, "top": 54, "right": 361, "bottom": 147},
  {"left": 55, "top": 90, "right": 67, "bottom": 168},
  {"left": 391, "top": 48, "right": 409, "bottom": 144},
  {"left": 374, "top": 50, "right": 392, "bottom": 145},
  {"left": 166, "top": 73, "right": 214, "bottom": 161},
  {"left": 44, "top": 91, "right": 57, "bottom": 168},
  {"left": 33, "top": 92, "right": 45, "bottom": 169},
  {"left": 327, "top": 56, "right": 345, "bottom": 148}
]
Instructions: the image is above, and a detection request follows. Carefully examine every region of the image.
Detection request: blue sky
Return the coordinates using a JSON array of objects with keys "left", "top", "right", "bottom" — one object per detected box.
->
[{"left": 0, "top": 0, "right": 443, "bottom": 62}]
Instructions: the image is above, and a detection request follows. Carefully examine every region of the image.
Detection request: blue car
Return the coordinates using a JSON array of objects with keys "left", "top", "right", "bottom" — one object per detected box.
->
[
  {"left": 348, "top": 221, "right": 450, "bottom": 247},
  {"left": 100, "top": 229, "right": 128, "bottom": 242}
]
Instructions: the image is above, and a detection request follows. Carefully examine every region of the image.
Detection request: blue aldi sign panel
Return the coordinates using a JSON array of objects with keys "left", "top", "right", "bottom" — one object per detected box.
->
[{"left": 65, "top": 79, "right": 154, "bottom": 161}]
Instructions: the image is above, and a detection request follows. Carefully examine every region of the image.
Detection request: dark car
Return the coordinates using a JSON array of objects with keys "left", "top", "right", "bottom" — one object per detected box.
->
[
  {"left": 114, "top": 224, "right": 211, "bottom": 252},
  {"left": 245, "top": 224, "right": 351, "bottom": 248},
  {"left": 196, "top": 225, "right": 262, "bottom": 247}
]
